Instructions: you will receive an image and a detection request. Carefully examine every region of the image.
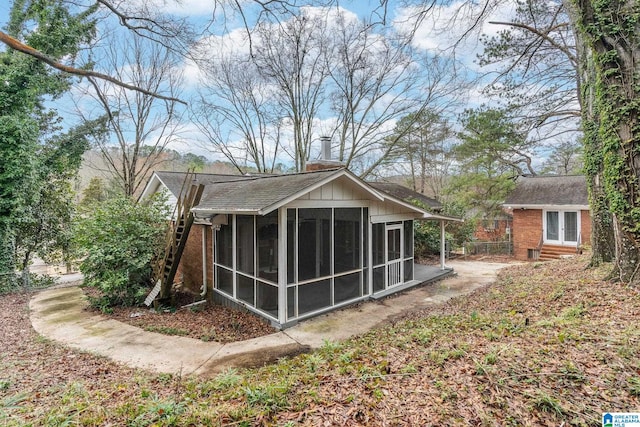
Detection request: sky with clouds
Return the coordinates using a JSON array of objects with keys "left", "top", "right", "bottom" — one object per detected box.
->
[{"left": 0, "top": 0, "right": 567, "bottom": 173}]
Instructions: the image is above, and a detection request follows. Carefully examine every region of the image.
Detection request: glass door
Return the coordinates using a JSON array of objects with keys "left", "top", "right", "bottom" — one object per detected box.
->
[
  {"left": 563, "top": 211, "right": 578, "bottom": 243},
  {"left": 545, "top": 210, "right": 579, "bottom": 245},
  {"left": 545, "top": 211, "right": 560, "bottom": 243}
]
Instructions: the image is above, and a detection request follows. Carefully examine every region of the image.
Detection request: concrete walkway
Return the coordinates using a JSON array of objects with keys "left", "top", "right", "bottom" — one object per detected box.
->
[{"left": 29, "top": 260, "right": 512, "bottom": 377}]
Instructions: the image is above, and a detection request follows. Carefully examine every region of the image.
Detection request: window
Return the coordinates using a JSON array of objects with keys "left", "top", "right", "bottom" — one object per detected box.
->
[{"left": 256, "top": 281, "right": 278, "bottom": 318}]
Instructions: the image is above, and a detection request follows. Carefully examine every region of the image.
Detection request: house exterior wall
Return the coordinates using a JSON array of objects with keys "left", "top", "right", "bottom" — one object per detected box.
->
[
  {"left": 474, "top": 219, "right": 511, "bottom": 242},
  {"left": 176, "top": 224, "right": 212, "bottom": 295},
  {"left": 512, "top": 208, "right": 592, "bottom": 261},
  {"left": 512, "top": 208, "right": 543, "bottom": 261},
  {"left": 580, "top": 210, "right": 592, "bottom": 247}
]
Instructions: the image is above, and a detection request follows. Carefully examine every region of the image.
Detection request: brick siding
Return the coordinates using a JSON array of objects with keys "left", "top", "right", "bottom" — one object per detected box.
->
[
  {"left": 512, "top": 209, "right": 592, "bottom": 261},
  {"left": 176, "top": 224, "right": 213, "bottom": 295}
]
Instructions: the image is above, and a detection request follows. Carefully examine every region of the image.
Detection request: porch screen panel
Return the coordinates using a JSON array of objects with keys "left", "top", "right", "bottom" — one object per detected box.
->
[
  {"left": 334, "top": 272, "right": 362, "bottom": 304},
  {"left": 237, "top": 274, "right": 255, "bottom": 305},
  {"left": 334, "top": 208, "right": 361, "bottom": 273},
  {"left": 287, "top": 209, "right": 296, "bottom": 284},
  {"left": 298, "top": 208, "right": 331, "bottom": 281},
  {"left": 298, "top": 279, "right": 331, "bottom": 315},
  {"left": 257, "top": 211, "right": 278, "bottom": 283},
  {"left": 236, "top": 215, "right": 254, "bottom": 275},
  {"left": 564, "top": 212, "right": 578, "bottom": 242},
  {"left": 404, "top": 259, "right": 413, "bottom": 282},
  {"left": 256, "top": 281, "right": 278, "bottom": 318},
  {"left": 372, "top": 223, "right": 385, "bottom": 266},
  {"left": 546, "top": 211, "right": 559, "bottom": 241},
  {"left": 216, "top": 218, "right": 233, "bottom": 268},
  {"left": 373, "top": 266, "right": 385, "bottom": 292},
  {"left": 216, "top": 266, "right": 233, "bottom": 295},
  {"left": 404, "top": 220, "right": 414, "bottom": 257},
  {"left": 363, "top": 208, "right": 369, "bottom": 268},
  {"left": 287, "top": 286, "right": 296, "bottom": 320}
]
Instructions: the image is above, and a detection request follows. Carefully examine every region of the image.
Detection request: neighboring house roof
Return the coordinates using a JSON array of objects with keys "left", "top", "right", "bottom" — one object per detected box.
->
[
  {"left": 504, "top": 175, "right": 589, "bottom": 209},
  {"left": 143, "top": 168, "right": 461, "bottom": 222},
  {"left": 367, "top": 182, "right": 442, "bottom": 211}
]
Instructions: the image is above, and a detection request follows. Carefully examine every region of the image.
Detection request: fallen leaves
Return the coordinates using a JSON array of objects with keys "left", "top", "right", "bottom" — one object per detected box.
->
[{"left": 2, "top": 256, "right": 640, "bottom": 426}]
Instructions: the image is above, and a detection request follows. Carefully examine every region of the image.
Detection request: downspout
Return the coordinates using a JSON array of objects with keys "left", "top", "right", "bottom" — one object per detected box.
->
[
  {"left": 201, "top": 225, "right": 208, "bottom": 297},
  {"left": 440, "top": 219, "right": 446, "bottom": 270}
]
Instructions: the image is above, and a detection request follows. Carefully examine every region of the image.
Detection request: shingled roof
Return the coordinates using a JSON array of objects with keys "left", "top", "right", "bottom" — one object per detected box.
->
[
  {"left": 504, "top": 175, "right": 589, "bottom": 208},
  {"left": 192, "top": 168, "right": 358, "bottom": 215},
  {"left": 153, "top": 171, "right": 253, "bottom": 197},
  {"left": 144, "top": 168, "right": 460, "bottom": 221},
  {"left": 367, "top": 182, "right": 442, "bottom": 211}
]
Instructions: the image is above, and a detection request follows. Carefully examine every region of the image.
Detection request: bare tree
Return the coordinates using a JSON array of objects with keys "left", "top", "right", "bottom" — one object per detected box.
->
[
  {"left": 75, "top": 33, "right": 185, "bottom": 197},
  {"left": 193, "top": 51, "right": 283, "bottom": 173},
  {"left": 324, "top": 11, "right": 423, "bottom": 176},
  {"left": 479, "top": 0, "right": 580, "bottom": 143},
  {"left": 251, "top": 11, "right": 330, "bottom": 172}
]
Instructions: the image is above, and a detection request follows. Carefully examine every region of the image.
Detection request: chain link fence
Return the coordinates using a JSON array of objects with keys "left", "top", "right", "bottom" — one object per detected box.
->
[{"left": 463, "top": 241, "right": 513, "bottom": 256}]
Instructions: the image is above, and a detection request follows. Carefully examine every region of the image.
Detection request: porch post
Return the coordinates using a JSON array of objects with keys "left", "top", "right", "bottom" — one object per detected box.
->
[
  {"left": 201, "top": 226, "right": 207, "bottom": 295},
  {"left": 440, "top": 219, "right": 446, "bottom": 270},
  {"left": 277, "top": 208, "right": 287, "bottom": 325}
]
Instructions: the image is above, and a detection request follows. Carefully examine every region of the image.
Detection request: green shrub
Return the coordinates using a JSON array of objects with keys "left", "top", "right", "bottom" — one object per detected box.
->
[
  {"left": 73, "top": 194, "right": 169, "bottom": 309},
  {"left": 413, "top": 200, "right": 476, "bottom": 258}
]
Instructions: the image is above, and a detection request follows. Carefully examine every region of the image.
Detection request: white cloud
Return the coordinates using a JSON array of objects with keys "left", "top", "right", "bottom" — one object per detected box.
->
[{"left": 393, "top": 0, "right": 518, "bottom": 70}]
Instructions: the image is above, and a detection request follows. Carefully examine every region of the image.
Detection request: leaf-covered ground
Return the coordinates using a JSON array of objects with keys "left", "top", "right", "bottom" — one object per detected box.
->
[
  {"left": 2, "top": 256, "right": 639, "bottom": 426},
  {"left": 96, "top": 293, "right": 276, "bottom": 343}
]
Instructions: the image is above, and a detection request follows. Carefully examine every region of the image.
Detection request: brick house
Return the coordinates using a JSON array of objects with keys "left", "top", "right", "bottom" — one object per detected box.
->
[
  {"left": 504, "top": 175, "right": 591, "bottom": 261},
  {"left": 141, "top": 168, "right": 458, "bottom": 328},
  {"left": 473, "top": 211, "right": 512, "bottom": 242}
]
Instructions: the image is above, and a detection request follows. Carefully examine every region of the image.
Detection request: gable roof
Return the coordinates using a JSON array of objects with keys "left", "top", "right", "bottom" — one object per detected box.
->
[
  {"left": 367, "top": 182, "right": 442, "bottom": 211},
  {"left": 193, "top": 168, "right": 382, "bottom": 215},
  {"left": 143, "top": 168, "right": 461, "bottom": 221},
  {"left": 504, "top": 175, "right": 589, "bottom": 209}
]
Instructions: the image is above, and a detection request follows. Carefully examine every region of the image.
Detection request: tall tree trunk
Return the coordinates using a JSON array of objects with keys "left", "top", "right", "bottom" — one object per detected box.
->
[
  {"left": 576, "top": 29, "right": 615, "bottom": 266},
  {"left": 568, "top": 0, "right": 640, "bottom": 281}
]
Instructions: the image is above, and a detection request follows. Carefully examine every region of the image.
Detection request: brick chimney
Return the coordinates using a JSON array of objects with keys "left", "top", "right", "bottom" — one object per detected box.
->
[{"left": 306, "top": 136, "right": 344, "bottom": 171}]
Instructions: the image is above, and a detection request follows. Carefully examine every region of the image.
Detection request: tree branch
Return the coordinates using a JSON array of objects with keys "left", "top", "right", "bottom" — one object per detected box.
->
[
  {"left": 0, "top": 30, "right": 187, "bottom": 105},
  {"left": 488, "top": 21, "right": 577, "bottom": 65}
]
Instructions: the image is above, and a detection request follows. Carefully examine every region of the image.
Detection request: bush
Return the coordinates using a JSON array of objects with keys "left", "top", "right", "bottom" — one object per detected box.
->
[
  {"left": 73, "top": 195, "right": 169, "bottom": 310},
  {"left": 413, "top": 200, "right": 477, "bottom": 258}
]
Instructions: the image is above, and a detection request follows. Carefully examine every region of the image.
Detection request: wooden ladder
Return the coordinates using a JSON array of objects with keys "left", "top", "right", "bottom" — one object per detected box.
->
[{"left": 146, "top": 174, "right": 204, "bottom": 306}]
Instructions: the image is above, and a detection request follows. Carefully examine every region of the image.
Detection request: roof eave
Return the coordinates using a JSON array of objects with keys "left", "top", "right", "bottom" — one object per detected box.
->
[
  {"left": 504, "top": 203, "right": 590, "bottom": 210},
  {"left": 191, "top": 207, "right": 261, "bottom": 216}
]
